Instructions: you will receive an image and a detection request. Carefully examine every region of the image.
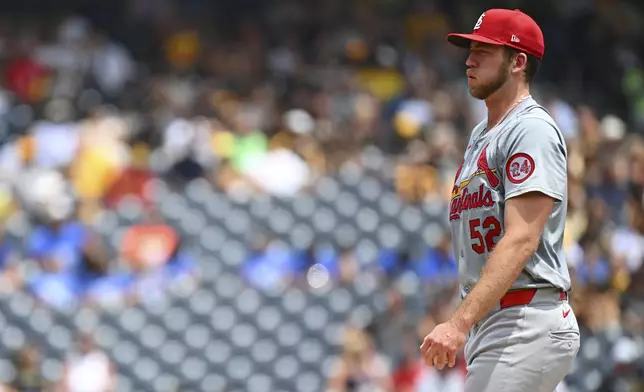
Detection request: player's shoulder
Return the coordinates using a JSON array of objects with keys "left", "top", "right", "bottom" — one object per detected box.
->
[
  {"left": 507, "top": 101, "right": 565, "bottom": 145},
  {"left": 518, "top": 103, "right": 559, "bottom": 127},
  {"left": 490, "top": 101, "right": 567, "bottom": 162}
]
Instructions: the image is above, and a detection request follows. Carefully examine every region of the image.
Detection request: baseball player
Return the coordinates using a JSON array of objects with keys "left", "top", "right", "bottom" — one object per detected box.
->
[{"left": 419, "top": 9, "right": 580, "bottom": 392}]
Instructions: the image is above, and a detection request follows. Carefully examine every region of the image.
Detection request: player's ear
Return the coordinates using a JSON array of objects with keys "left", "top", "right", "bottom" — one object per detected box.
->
[{"left": 512, "top": 52, "right": 528, "bottom": 76}]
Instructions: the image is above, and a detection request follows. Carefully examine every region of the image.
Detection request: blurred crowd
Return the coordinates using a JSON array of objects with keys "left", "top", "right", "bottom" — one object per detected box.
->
[{"left": 0, "top": 0, "right": 643, "bottom": 391}]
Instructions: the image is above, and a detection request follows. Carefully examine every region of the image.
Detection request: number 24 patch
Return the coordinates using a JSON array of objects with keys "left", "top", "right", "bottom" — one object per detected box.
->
[{"left": 505, "top": 153, "right": 535, "bottom": 184}]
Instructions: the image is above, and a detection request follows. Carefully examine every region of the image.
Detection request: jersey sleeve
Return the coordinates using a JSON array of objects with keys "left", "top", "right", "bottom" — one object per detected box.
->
[{"left": 502, "top": 117, "right": 567, "bottom": 201}]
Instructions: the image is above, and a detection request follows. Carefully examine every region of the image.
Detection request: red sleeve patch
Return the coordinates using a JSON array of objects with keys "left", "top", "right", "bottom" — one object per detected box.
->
[{"left": 505, "top": 153, "right": 535, "bottom": 184}]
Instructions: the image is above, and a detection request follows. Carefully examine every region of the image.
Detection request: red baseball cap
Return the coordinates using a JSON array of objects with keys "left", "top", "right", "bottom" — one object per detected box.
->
[{"left": 447, "top": 9, "right": 545, "bottom": 60}]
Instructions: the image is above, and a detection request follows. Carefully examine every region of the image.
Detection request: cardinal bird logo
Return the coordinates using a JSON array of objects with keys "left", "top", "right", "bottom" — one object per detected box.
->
[
  {"left": 452, "top": 144, "right": 500, "bottom": 199},
  {"left": 449, "top": 144, "right": 500, "bottom": 221},
  {"left": 476, "top": 145, "right": 500, "bottom": 188}
]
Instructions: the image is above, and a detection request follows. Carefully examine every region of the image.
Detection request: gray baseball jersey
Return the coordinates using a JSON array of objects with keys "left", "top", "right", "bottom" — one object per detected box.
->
[{"left": 449, "top": 97, "right": 571, "bottom": 297}]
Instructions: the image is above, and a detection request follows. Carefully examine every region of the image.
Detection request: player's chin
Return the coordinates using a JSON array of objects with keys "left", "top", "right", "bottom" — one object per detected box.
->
[
  {"left": 468, "top": 86, "right": 487, "bottom": 100},
  {"left": 467, "top": 79, "right": 479, "bottom": 92}
]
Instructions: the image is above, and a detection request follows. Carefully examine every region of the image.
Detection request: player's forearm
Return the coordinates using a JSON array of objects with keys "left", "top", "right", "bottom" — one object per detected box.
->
[{"left": 449, "top": 232, "right": 538, "bottom": 332}]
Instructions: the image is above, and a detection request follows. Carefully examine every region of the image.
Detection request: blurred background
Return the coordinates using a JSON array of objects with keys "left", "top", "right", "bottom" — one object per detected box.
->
[{"left": 0, "top": 0, "right": 642, "bottom": 391}]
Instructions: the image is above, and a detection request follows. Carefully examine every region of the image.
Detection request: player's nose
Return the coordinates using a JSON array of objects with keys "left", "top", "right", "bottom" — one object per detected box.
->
[{"left": 465, "top": 54, "right": 477, "bottom": 69}]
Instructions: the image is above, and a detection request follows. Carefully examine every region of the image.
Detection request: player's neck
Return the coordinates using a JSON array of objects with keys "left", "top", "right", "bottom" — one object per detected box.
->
[{"left": 485, "top": 83, "right": 531, "bottom": 130}]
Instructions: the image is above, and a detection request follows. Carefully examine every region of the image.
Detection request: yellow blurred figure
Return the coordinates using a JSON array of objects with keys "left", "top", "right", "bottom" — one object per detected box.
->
[
  {"left": 71, "top": 146, "right": 122, "bottom": 200},
  {"left": 395, "top": 163, "right": 440, "bottom": 203},
  {"left": 394, "top": 110, "right": 422, "bottom": 139},
  {"left": 70, "top": 117, "right": 130, "bottom": 201},
  {"left": 165, "top": 30, "right": 200, "bottom": 70},
  {"left": 356, "top": 69, "right": 405, "bottom": 101}
]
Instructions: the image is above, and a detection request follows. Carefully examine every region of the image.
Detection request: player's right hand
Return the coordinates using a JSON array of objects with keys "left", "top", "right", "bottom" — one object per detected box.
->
[{"left": 420, "top": 320, "right": 466, "bottom": 369}]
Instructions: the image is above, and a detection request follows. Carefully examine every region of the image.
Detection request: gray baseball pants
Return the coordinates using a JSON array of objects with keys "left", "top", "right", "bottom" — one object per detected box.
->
[{"left": 464, "top": 288, "right": 580, "bottom": 392}]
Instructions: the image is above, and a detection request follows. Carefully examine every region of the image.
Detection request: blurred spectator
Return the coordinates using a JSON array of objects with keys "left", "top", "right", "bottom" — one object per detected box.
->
[
  {"left": 416, "top": 234, "right": 458, "bottom": 284},
  {"left": 576, "top": 242, "right": 611, "bottom": 287},
  {"left": 120, "top": 210, "right": 180, "bottom": 271},
  {"left": 88, "top": 30, "right": 135, "bottom": 100},
  {"left": 242, "top": 147, "right": 312, "bottom": 197},
  {"left": 395, "top": 161, "right": 441, "bottom": 204},
  {"left": 391, "top": 337, "right": 422, "bottom": 392},
  {"left": 7, "top": 345, "right": 49, "bottom": 392},
  {"left": 81, "top": 232, "right": 130, "bottom": 308},
  {"left": 326, "top": 327, "right": 393, "bottom": 392},
  {"left": 415, "top": 357, "right": 466, "bottom": 392},
  {"left": 0, "top": 226, "right": 22, "bottom": 293},
  {"left": 336, "top": 247, "right": 360, "bottom": 285},
  {"left": 368, "top": 289, "right": 416, "bottom": 364},
  {"left": 25, "top": 194, "right": 95, "bottom": 309},
  {"left": 70, "top": 113, "right": 134, "bottom": 207},
  {"left": 4, "top": 42, "right": 52, "bottom": 104},
  {"left": 59, "top": 334, "right": 116, "bottom": 392},
  {"left": 610, "top": 197, "right": 644, "bottom": 275},
  {"left": 242, "top": 232, "right": 300, "bottom": 291},
  {"left": 116, "top": 209, "right": 197, "bottom": 304}
]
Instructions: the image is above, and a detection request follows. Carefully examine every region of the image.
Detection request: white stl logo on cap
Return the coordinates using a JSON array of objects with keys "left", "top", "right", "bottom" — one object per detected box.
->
[
  {"left": 506, "top": 153, "right": 535, "bottom": 184},
  {"left": 473, "top": 13, "right": 485, "bottom": 30}
]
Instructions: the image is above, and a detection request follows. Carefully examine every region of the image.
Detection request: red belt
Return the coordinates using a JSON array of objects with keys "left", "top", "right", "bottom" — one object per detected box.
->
[{"left": 500, "top": 289, "right": 568, "bottom": 309}]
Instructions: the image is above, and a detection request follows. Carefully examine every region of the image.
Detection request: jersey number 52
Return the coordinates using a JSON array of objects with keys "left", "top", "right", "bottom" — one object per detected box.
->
[{"left": 469, "top": 217, "right": 502, "bottom": 254}]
